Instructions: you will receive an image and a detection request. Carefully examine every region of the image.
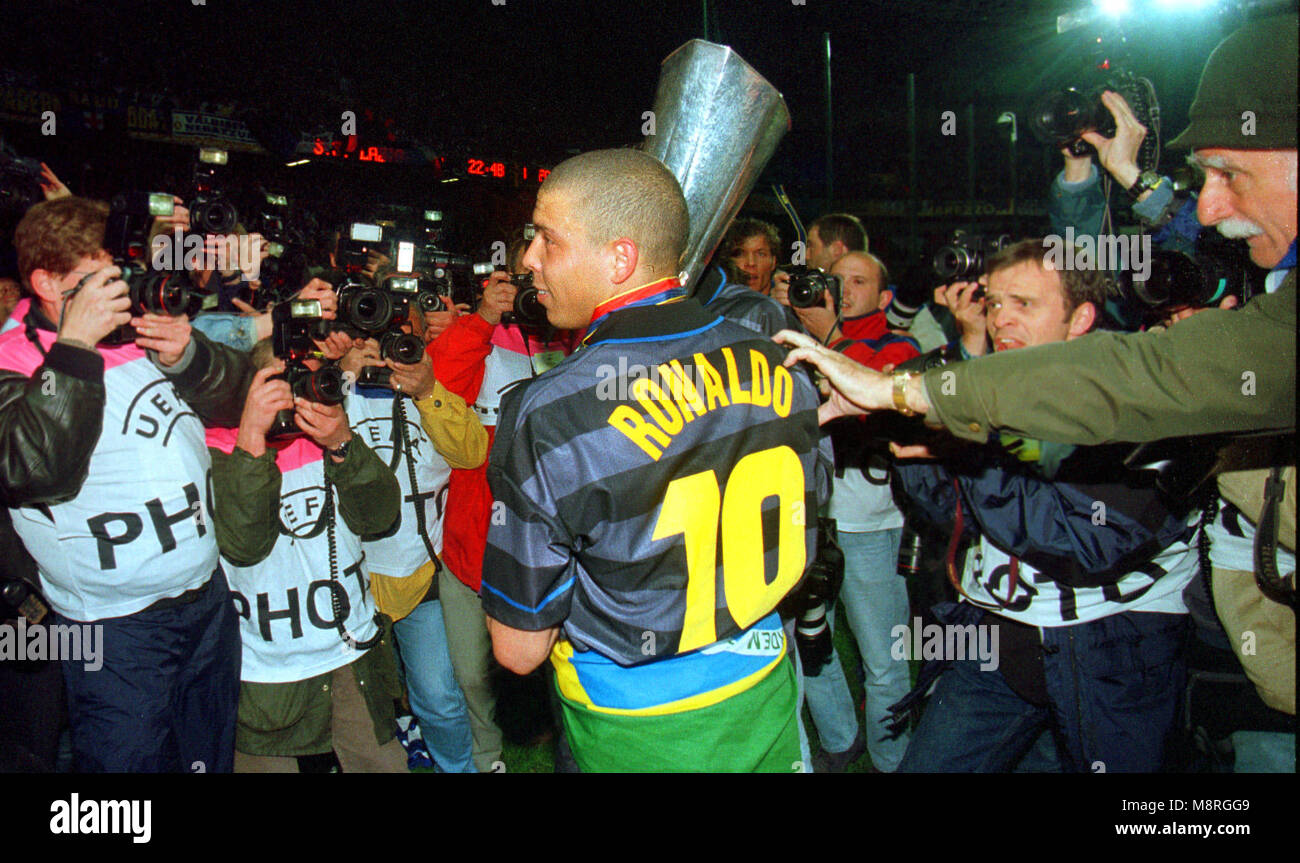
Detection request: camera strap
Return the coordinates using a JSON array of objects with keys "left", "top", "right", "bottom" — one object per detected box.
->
[
  {"left": 22, "top": 308, "right": 49, "bottom": 358},
  {"left": 946, "top": 480, "right": 1019, "bottom": 612},
  {"left": 1254, "top": 457, "right": 1296, "bottom": 611},
  {"left": 391, "top": 395, "right": 442, "bottom": 575},
  {"left": 321, "top": 475, "right": 385, "bottom": 651}
]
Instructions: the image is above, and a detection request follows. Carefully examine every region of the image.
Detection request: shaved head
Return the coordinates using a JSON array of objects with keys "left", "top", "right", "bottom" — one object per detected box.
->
[{"left": 538, "top": 148, "right": 689, "bottom": 275}]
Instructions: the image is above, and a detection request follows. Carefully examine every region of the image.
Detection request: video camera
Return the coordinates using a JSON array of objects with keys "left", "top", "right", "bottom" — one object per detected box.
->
[
  {"left": 1028, "top": 71, "right": 1159, "bottom": 169},
  {"left": 786, "top": 265, "right": 842, "bottom": 314},
  {"left": 101, "top": 192, "right": 196, "bottom": 345},
  {"left": 188, "top": 148, "right": 239, "bottom": 235},
  {"left": 932, "top": 231, "right": 1012, "bottom": 282},
  {"left": 267, "top": 298, "right": 345, "bottom": 439}
]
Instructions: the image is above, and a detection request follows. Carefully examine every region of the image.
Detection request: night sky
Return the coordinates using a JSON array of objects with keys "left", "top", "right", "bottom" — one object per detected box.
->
[{"left": 2, "top": 0, "right": 1282, "bottom": 256}]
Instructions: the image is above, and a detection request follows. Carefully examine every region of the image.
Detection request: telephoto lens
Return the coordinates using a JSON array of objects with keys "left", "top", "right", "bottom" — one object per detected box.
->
[
  {"left": 793, "top": 518, "right": 846, "bottom": 674},
  {"left": 896, "top": 520, "right": 925, "bottom": 578}
]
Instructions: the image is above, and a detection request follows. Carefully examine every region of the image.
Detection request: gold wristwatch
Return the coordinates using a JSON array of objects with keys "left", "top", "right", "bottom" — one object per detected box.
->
[{"left": 892, "top": 371, "right": 916, "bottom": 417}]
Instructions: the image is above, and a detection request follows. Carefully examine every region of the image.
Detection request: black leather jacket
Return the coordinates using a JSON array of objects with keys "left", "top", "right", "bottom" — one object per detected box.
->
[{"left": 0, "top": 309, "right": 254, "bottom": 509}]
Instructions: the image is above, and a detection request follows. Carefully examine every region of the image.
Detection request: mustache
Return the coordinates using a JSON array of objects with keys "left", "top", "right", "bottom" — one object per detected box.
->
[{"left": 1216, "top": 218, "right": 1264, "bottom": 239}]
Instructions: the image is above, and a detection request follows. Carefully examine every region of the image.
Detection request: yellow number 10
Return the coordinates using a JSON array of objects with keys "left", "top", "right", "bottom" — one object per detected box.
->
[{"left": 651, "top": 445, "right": 807, "bottom": 653}]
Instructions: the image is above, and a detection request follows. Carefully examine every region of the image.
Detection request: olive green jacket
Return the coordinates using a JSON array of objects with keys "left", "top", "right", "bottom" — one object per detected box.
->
[
  {"left": 210, "top": 438, "right": 404, "bottom": 753},
  {"left": 921, "top": 269, "right": 1295, "bottom": 446}
]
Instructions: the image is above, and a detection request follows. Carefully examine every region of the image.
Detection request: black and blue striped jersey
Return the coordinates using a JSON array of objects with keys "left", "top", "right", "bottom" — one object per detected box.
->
[{"left": 482, "top": 293, "right": 830, "bottom": 667}]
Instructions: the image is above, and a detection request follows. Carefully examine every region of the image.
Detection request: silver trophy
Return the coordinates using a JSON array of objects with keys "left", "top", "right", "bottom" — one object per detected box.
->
[{"left": 642, "top": 39, "right": 791, "bottom": 292}]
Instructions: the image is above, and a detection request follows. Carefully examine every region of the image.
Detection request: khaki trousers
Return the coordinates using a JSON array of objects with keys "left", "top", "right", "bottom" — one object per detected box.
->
[{"left": 439, "top": 566, "right": 504, "bottom": 772}]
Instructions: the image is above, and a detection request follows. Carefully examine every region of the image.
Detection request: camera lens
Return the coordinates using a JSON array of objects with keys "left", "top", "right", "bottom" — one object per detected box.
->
[
  {"left": 1131, "top": 250, "right": 1207, "bottom": 308},
  {"left": 516, "top": 286, "right": 545, "bottom": 321},
  {"left": 418, "top": 291, "right": 445, "bottom": 313},
  {"left": 293, "top": 365, "right": 345, "bottom": 405},
  {"left": 382, "top": 331, "right": 425, "bottom": 365},
  {"left": 1029, "top": 88, "right": 1092, "bottom": 146},
  {"left": 134, "top": 272, "right": 190, "bottom": 316},
  {"left": 192, "top": 197, "right": 238, "bottom": 235},
  {"left": 897, "top": 522, "right": 925, "bottom": 577},
  {"left": 342, "top": 288, "right": 393, "bottom": 333},
  {"left": 933, "top": 246, "right": 979, "bottom": 280},
  {"left": 503, "top": 285, "right": 549, "bottom": 327}
]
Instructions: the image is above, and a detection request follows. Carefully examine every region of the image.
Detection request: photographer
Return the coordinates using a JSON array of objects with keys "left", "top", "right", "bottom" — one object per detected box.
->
[
  {"left": 339, "top": 304, "right": 488, "bottom": 773},
  {"left": 796, "top": 251, "right": 921, "bottom": 772},
  {"left": 1044, "top": 88, "right": 1244, "bottom": 328},
  {"left": 0, "top": 196, "right": 254, "bottom": 772},
  {"left": 775, "top": 9, "right": 1297, "bottom": 773},
  {"left": 427, "top": 232, "right": 579, "bottom": 772},
  {"left": 721, "top": 216, "right": 781, "bottom": 295},
  {"left": 208, "top": 343, "right": 406, "bottom": 772},
  {"left": 890, "top": 239, "right": 1198, "bottom": 772},
  {"left": 1048, "top": 91, "right": 1199, "bottom": 251}
]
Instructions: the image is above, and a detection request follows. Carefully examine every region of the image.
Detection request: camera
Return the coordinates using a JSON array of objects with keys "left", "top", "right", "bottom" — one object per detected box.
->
[
  {"left": 248, "top": 190, "right": 310, "bottom": 306},
  {"left": 895, "top": 341, "right": 965, "bottom": 374},
  {"left": 499, "top": 271, "right": 549, "bottom": 328},
  {"left": 1028, "top": 87, "right": 1116, "bottom": 156},
  {"left": 335, "top": 273, "right": 409, "bottom": 335},
  {"left": 267, "top": 299, "right": 345, "bottom": 439},
  {"left": 1120, "top": 231, "right": 1250, "bottom": 323},
  {"left": 422, "top": 252, "right": 476, "bottom": 310},
  {"left": 355, "top": 364, "right": 393, "bottom": 388},
  {"left": 332, "top": 271, "right": 425, "bottom": 372},
  {"left": 1029, "top": 72, "right": 1158, "bottom": 168},
  {"left": 932, "top": 231, "right": 1011, "bottom": 281},
  {"left": 782, "top": 517, "right": 845, "bottom": 674},
  {"left": 885, "top": 271, "right": 930, "bottom": 331},
  {"left": 786, "top": 265, "right": 842, "bottom": 314},
  {"left": 101, "top": 191, "right": 195, "bottom": 345},
  {"left": 188, "top": 148, "right": 239, "bottom": 235}
]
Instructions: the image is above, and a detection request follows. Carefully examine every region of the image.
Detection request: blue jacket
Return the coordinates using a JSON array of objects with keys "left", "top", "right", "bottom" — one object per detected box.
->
[{"left": 895, "top": 442, "right": 1194, "bottom": 589}]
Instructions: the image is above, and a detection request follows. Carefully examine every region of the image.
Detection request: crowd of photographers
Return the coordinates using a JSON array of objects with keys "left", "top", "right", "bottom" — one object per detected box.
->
[{"left": 0, "top": 13, "right": 1294, "bottom": 774}]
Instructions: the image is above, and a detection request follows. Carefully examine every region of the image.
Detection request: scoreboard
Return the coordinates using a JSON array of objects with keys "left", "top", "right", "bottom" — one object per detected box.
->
[{"left": 299, "top": 135, "right": 549, "bottom": 184}]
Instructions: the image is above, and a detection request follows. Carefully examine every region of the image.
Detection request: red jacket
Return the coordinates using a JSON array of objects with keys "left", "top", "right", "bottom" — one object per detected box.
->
[
  {"left": 427, "top": 314, "right": 578, "bottom": 591},
  {"left": 828, "top": 310, "right": 920, "bottom": 371}
]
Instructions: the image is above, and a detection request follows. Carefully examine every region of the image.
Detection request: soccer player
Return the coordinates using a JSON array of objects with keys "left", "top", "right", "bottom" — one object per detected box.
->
[{"left": 481, "top": 148, "right": 829, "bottom": 772}]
